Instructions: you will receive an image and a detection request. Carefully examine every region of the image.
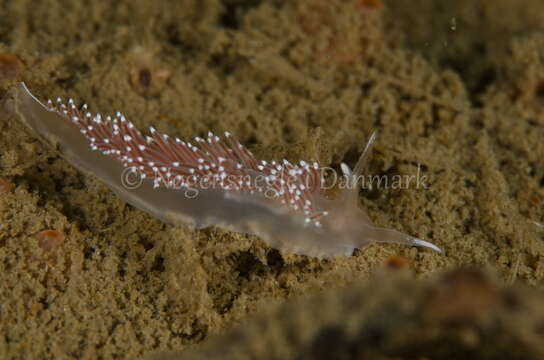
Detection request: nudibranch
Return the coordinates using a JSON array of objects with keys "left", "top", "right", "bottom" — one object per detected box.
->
[{"left": 4, "top": 83, "right": 442, "bottom": 257}]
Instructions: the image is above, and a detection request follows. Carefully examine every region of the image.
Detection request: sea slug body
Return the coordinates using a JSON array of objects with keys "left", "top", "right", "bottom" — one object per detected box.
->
[{"left": 5, "top": 82, "right": 442, "bottom": 258}]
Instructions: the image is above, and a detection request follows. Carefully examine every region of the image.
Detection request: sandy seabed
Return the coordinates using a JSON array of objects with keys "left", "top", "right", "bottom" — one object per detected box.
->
[{"left": 1, "top": 0, "right": 544, "bottom": 359}]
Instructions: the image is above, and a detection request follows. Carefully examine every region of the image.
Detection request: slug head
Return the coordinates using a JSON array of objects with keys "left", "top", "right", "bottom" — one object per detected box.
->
[{"left": 317, "top": 133, "right": 442, "bottom": 254}]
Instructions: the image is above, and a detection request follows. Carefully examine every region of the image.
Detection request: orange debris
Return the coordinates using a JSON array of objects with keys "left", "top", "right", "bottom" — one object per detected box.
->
[
  {"left": 383, "top": 255, "right": 410, "bottom": 270},
  {"left": 0, "top": 178, "right": 14, "bottom": 193},
  {"left": 35, "top": 229, "right": 65, "bottom": 251},
  {"left": 0, "top": 53, "right": 24, "bottom": 82}
]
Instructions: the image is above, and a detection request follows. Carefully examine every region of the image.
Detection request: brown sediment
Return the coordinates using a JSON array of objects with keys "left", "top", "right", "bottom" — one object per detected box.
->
[
  {"left": 146, "top": 269, "right": 544, "bottom": 360},
  {"left": 0, "top": 0, "right": 543, "bottom": 359},
  {"left": 127, "top": 47, "right": 172, "bottom": 97}
]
